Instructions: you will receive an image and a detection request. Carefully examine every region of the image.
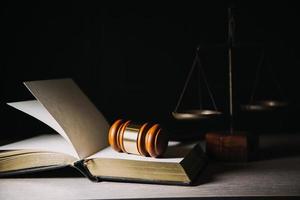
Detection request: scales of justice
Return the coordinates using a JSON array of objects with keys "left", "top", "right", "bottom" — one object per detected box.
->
[{"left": 172, "top": 6, "right": 288, "bottom": 161}]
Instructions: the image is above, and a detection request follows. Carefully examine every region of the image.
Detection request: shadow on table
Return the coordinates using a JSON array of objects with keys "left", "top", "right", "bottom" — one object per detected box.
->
[
  {"left": 192, "top": 160, "right": 249, "bottom": 186},
  {"left": 141, "top": 196, "right": 299, "bottom": 200},
  {"left": 1, "top": 165, "right": 83, "bottom": 178},
  {"left": 257, "top": 133, "right": 300, "bottom": 161},
  {"left": 193, "top": 133, "right": 300, "bottom": 186},
  {"left": 135, "top": 197, "right": 300, "bottom": 200}
]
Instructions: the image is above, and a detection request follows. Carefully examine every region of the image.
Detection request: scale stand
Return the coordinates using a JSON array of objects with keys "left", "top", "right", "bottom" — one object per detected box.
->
[{"left": 205, "top": 6, "right": 259, "bottom": 162}]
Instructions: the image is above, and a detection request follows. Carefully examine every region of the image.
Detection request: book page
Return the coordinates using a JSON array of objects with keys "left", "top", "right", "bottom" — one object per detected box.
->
[
  {"left": 0, "top": 134, "right": 78, "bottom": 158},
  {"left": 88, "top": 141, "right": 197, "bottom": 163},
  {"left": 7, "top": 100, "right": 71, "bottom": 144},
  {"left": 24, "top": 79, "right": 109, "bottom": 159}
]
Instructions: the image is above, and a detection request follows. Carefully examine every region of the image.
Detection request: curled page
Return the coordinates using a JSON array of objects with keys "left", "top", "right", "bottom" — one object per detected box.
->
[
  {"left": 8, "top": 78, "right": 109, "bottom": 159},
  {"left": 24, "top": 78, "right": 109, "bottom": 159},
  {"left": 7, "top": 100, "right": 70, "bottom": 144}
]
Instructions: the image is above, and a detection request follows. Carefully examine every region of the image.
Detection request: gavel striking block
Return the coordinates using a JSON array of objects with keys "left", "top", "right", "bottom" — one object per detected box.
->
[{"left": 108, "top": 119, "right": 168, "bottom": 157}]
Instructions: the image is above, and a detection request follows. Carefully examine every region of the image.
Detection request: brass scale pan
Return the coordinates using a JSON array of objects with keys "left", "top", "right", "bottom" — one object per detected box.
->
[
  {"left": 172, "top": 45, "right": 222, "bottom": 121},
  {"left": 172, "top": 110, "right": 222, "bottom": 120},
  {"left": 173, "top": 100, "right": 288, "bottom": 120},
  {"left": 241, "top": 100, "right": 288, "bottom": 111}
]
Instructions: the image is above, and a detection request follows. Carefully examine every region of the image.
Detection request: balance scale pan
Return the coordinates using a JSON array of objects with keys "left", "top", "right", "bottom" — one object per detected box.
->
[
  {"left": 241, "top": 100, "right": 288, "bottom": 111},
  {"left": 172, "top": 109, "right": 222, "bottom": 120}
]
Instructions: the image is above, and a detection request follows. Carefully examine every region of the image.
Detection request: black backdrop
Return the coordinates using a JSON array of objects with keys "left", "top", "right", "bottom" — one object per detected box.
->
[{"left": 1, "top": 2, "right": 300, "bottom": 141}]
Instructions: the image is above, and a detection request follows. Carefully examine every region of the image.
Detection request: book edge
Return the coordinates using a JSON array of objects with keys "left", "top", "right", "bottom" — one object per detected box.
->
[
  {"left": 82, "top": 145, "right": 206, "bottom": 185},
  {"left": 0, "top": 164, "right": 71, "bottom": 177},
  {"left": 180, "top": 143, "right": 207, "bottom": 184}
]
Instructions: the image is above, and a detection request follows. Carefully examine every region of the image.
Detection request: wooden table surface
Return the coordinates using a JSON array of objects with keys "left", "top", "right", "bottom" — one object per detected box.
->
[{"left": 1, "top": 133, "right": 300, "bottom": 199}]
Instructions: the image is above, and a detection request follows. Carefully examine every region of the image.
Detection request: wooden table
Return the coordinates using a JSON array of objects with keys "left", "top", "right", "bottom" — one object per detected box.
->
[{"left": 1, "top": 134, "right": 300, "bottom": 199}]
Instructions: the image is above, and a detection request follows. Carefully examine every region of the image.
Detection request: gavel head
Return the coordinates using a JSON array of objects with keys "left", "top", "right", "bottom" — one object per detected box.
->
[{"left": 108, "top": 119, "right": 168, "bottom": 158}]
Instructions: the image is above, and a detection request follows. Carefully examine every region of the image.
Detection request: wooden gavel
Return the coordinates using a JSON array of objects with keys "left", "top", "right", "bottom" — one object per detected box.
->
[{"left": 108, "top": 119, "right": 168, "bottom": 157}]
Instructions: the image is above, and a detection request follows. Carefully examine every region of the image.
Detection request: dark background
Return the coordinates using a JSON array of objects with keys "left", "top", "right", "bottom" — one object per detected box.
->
[{"left": 1, "top": 2, "right": 300, "bottom": 141}]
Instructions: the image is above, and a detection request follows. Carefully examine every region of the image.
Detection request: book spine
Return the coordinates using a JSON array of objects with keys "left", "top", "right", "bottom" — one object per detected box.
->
[{"left": 73, "top": 160, "right": 100, "bottom": 182}]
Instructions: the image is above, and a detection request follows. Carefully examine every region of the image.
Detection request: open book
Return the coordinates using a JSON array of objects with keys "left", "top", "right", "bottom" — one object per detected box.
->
[{"left": 0, "top": 79, "right": 206, "bottom": 185}]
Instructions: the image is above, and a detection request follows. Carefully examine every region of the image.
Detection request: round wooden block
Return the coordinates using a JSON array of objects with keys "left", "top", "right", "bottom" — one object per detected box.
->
[{"left": 205, "top": 131, "right": 259, "bottom": 162}]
